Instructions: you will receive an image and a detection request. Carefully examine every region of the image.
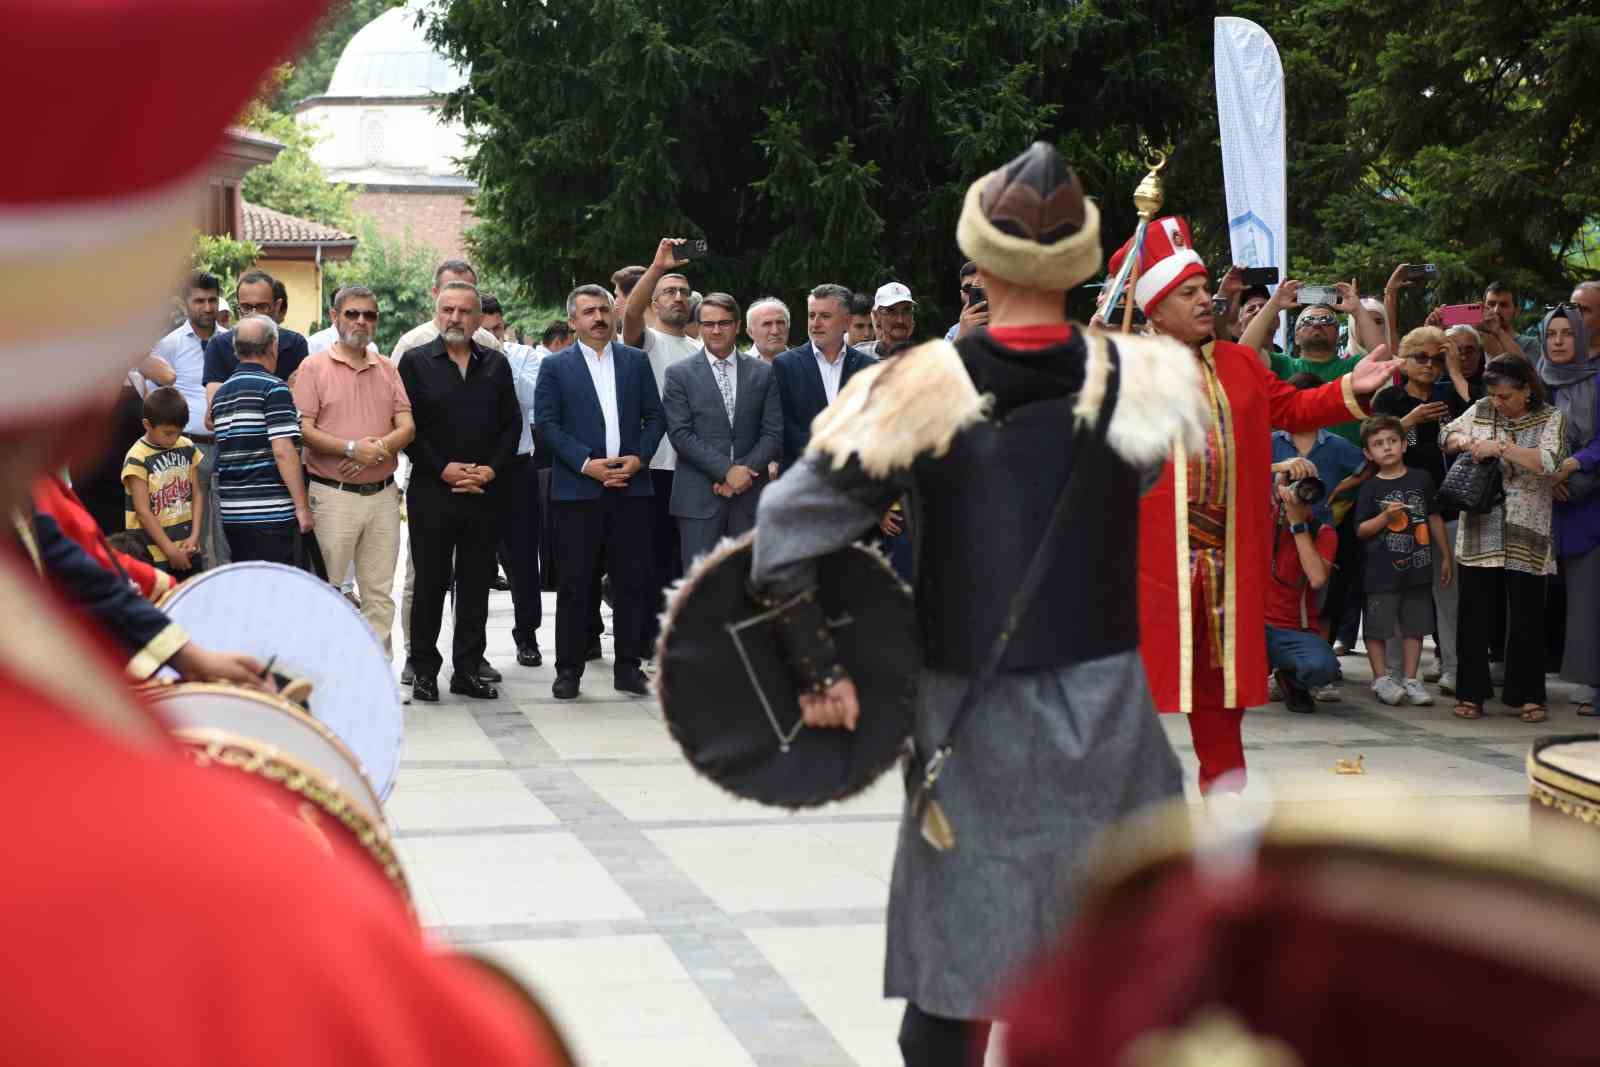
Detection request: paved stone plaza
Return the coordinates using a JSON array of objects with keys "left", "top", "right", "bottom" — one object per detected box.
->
[{"left": 386, "top": 583, "right": 1588, "bottom": 1067}]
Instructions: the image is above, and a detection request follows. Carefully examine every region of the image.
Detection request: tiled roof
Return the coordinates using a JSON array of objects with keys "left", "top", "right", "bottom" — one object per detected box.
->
[{"left": 242, "top": 202, "right": 357, "bottom": 246}]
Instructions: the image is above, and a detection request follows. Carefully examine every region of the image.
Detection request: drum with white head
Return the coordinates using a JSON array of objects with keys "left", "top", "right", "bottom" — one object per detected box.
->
[{"left": 158, "top": 562, "right": 403, "bottom": 798}]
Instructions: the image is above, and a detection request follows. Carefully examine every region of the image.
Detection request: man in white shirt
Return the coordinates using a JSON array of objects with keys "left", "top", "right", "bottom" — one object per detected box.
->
[
  {"left": 390, "top": 259, "right": 505, "bottom": 687},
  {"left": 483, "top": 294, "right": 546, "bottom": 668},
  {"left": 744, "top": 297, "right": 791, "bottom": 363},
  {"left": 533, "top": 285, "right": 665, "bottom": 701},
  {"left": 622, "top": 238, "right": 703, "bottom": 649},
  {"left": 149, "top": 270, "right": 225, "bottom": 564}
]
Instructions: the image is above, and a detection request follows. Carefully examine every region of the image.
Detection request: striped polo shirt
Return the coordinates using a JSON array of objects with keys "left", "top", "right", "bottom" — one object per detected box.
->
[{"left": 212, "top": 363, "right": 301, "bottom": 528}]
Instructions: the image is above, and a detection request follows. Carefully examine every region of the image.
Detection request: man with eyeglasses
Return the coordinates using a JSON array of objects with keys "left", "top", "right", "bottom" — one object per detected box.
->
[
  {"left": 857, "top": 282, "right": 917, "bottom": 357},
  {"left": 661, "top": 292, "right": 782, "bottom": 570},
  {"left": 623, "top": 238, "right": 703, "bottom": 653},
  {"left": 292, "top": 286, "right": 414, "bottom": 656}
]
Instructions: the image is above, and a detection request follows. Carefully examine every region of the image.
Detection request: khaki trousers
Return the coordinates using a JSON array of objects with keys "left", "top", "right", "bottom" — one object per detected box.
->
[{"left": 308, "top": 481, "right": 401, "bottom": 657}]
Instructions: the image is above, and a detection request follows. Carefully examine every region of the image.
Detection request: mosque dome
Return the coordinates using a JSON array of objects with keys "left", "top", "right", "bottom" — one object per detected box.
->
[{"left": 325, "top": 3, "right": 466, "bottom": 99}]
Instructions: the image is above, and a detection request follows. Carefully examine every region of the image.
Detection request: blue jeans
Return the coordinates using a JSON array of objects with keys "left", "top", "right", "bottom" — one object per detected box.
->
[{"left": 1266, "top": 626, "right": 1339, "bottom": 690}]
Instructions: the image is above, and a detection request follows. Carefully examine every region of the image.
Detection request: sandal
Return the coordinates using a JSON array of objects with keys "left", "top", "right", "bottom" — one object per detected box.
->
[
  {"left": 1577, "top": 703, "right": 1597, "bottom": 718},
  {"left": 1453, "top": 702, "right": 1483, "bottom": 720},
  {"left": 1520, "top": 704, "right": 1548, "bottom": 724}
]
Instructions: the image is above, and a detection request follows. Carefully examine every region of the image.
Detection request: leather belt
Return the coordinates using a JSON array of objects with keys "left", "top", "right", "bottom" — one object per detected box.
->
[{"left": 309, "top": 473, "right": 395, "bottom": 496}]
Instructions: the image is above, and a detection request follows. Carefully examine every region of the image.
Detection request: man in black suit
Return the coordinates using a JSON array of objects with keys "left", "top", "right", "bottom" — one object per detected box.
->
[
  {"left": 772, "top": 283, "right": 877, "bottom": 470},
  {"left": 662, "top": 293, "right": 782, "bottom": 570},
  {"left": 396, "top": 282, "right": 521, "bottom": 704},
  {"left": 533, "top": 284, "right": 666, "bottom": 700}
]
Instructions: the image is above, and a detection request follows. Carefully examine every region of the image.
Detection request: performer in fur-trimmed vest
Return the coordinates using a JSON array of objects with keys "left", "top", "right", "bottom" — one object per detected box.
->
[
  {"left": 1107, "top": 219, "right": 1396, "bottom": 794},
  {"left": 749, "top": 142, "right": 1206, "bottom": 1066}
]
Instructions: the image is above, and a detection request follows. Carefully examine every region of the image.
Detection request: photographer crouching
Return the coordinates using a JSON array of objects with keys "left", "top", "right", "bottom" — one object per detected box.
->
[{"left": 1265, "top": 464, "right": 1342, "bottom": 713}]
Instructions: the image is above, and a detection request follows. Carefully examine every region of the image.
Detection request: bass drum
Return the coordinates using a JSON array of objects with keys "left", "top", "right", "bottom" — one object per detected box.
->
[
  {"left": 158, "top": 561, "right": 403, "bottom": 799},
  {"left": 656, "top": 533, "right": 918, "bottom": 809},
  {"left": 148, "top": 682, "right": 408, "bottom": 901}
]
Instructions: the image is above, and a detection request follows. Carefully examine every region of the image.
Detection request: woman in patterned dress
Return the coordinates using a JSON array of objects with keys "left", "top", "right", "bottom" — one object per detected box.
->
[{"left": 1443, "top": 356, "right": 1568, "bottom": 722}]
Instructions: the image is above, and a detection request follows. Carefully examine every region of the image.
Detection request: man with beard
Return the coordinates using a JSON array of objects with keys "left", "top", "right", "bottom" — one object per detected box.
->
[
  {"left": 738, "top": 142, "right": 1201, "bottom": 1065},
  {"left": 857, "top": 282, "right": 916, "bottom": 357},
  {"left": 622, "top": 239, "right": 700, "bottom": 650},
  {"left": 1111, "top": 218, "right": 1396, "bottom": 793},
  {"left": 396, "top": 283, "right": 520, "bottom": 704},
  {"left": 292, "top": 286, "right": 415, "bottom": 656}
]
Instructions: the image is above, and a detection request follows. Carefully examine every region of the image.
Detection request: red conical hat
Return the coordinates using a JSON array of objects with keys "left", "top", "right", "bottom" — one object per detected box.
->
[
  {"left": 0, "top": 0, "right": 330, "bottom": 424},
  {"left": 1106, "top": 216, "right": 1208, "bottom": 313}
]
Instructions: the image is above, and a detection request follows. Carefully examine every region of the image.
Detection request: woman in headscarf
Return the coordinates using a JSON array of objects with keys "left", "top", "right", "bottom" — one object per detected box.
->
[{"left": 1541, "top": 304, "right": 1600, "bottom": 717}]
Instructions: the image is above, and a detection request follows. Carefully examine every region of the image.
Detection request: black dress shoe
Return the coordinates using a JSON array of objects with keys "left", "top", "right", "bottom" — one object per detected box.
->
[
  {"left": 491, "top": 572, "right": 510, "bottom": 591},
  {"left": 478, "top": 659, "right": 503, "bottom": 683},
  {"left": 412, "top": 676, "right": 439, "bottom": 703},
  {"left": 552, "top": 673, "right": 580, "bottom": 700},
  {"left": 517, "top": 644, "right": 543, "bottom": 667},
  {"left": 586, "top": 638, "right": 603, "bottom": 661},
  {"left": 614, "top": 667, "right": 650, "bottom": 696},
  {"left": 400, "top": 658, "right": 415, "bottom": 685},
  {"left": 450, "top": 673, "right": 500, "bottom": 699}
]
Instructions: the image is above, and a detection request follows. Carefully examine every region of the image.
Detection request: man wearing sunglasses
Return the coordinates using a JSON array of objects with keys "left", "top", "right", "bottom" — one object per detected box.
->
[{"left": 292, "top": 286, "right": 415, "bottom": 656}]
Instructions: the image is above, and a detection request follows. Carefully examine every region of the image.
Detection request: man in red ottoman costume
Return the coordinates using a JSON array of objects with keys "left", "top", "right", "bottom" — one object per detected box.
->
[
  {"left": 0, "top": 2, "right": 570, "bottom": 1063},
  {"left": 1109, "top": 218, "right": 1394, "bottom": 792}
]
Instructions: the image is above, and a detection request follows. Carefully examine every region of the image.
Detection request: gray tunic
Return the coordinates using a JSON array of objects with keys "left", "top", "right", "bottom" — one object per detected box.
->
[{"left": 752, "top": 460, "right": 1183, "bottom": 1019}]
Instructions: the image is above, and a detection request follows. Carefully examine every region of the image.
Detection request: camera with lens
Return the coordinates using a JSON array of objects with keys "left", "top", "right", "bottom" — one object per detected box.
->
[{"left": 1285, "top": 476, "right": 1325, "bottom": 505}]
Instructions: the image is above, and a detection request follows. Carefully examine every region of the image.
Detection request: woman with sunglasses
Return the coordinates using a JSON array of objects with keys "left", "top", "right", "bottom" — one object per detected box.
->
[
  {"left": 1373, "top": 326, "right": 1470, "bottom": 693},
  {"left": 1540, "top": 304, "right": 1600, "bottom": 718},
  {"left": 1443, "top": 355, "right": 1569, "bottom": 721}
]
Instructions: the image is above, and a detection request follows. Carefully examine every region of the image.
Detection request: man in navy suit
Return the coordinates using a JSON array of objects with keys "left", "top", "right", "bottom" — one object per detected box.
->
[
  {"left": 772, "top": 283, "right": 877, "bottom": 470},
  {"left": 533, "top": 285, "right": 666, "bottom": 700}
]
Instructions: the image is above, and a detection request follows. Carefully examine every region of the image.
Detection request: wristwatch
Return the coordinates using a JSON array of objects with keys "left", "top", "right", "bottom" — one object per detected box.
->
[
  {"left": 343, "top": 439, "right": 356, "bottom": 459},
  {"left": 1289, "top": 521, "right": 1311, "bottom": 535}
]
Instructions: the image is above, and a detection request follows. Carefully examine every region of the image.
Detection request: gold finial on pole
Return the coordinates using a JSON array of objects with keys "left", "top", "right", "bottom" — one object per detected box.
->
[{"left": 1119, "top": 151, "right": 1169, "bottom": 334}]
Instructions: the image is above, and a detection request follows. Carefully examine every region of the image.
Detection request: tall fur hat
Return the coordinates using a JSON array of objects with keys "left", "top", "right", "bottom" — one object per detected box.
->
[{"left": 955, "top": 142, "right": 1101, "bottom": 292}]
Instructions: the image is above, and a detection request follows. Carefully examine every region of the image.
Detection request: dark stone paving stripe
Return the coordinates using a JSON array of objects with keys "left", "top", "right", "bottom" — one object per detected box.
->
[{"left": 457, "top": 701, "right": 857, "bottom": 1067}]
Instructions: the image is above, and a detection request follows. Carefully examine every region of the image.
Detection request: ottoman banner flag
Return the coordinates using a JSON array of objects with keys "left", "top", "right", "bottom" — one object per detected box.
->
[{"left": 1214, "top": 16, "right": 1288, "bottom": 345}]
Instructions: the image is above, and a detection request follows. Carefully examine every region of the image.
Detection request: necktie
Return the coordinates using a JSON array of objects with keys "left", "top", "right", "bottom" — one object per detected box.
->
[{"left": 713, "top": 358, "right": 735, "bottom": 424}]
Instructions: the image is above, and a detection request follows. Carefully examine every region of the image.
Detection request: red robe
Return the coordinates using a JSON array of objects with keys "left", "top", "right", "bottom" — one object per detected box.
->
[
  {"left": 1137, "top": 340, "right": 1367, "bottom": 713},
  {"left": 0, "top": 548, "right": 567, "bottom": 1065},
  {"left": 33, "top": 475, "right": 173, "bottom": 601}
]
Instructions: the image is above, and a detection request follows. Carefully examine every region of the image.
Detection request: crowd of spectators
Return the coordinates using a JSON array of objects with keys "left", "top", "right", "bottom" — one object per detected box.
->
[{"left": 71, "top": 249, "right": 1599, "bottom": 722}]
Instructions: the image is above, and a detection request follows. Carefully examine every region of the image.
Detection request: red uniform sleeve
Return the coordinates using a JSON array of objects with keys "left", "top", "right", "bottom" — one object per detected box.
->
[
  {"left": 1233, "top": 344, "right": 1370, "bottom": 433},
  {"left": 31, "top": 477, "right": 170, "bottom": 599}
]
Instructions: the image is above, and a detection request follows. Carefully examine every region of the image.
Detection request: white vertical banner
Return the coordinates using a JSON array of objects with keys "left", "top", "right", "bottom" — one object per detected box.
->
[{"left": 1214, "top": 16, "right": 1287, "bottom": 342}]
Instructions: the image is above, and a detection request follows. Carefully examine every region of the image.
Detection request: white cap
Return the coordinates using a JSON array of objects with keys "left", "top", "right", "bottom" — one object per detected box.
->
[
  {"left": 217, "top": 299, "right": 231, "bottom": 314},
  {"left": 873, "top": 281, "right": 915, "bottom": 309}
]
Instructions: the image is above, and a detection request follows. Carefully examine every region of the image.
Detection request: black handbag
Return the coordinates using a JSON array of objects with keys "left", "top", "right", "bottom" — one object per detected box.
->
[{"left": 1436, "top": 412, "right": 1506, "bottom": 514}]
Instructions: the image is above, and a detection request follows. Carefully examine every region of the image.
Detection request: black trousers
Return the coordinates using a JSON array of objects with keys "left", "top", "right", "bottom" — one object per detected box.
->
[
  {"left": 1327, "top": 509, "right": 1364, "bottom": 645},
  {"left": 497, "top": 457, "right": 543, "bottom": 650},
  {"left": 647, "top": 468, "right": 681, "bottom": 647},
  {"left": 898, "top": 1003, "right": 991, "bottom": 1067},
  {"left": 408, "top": 481, "right": 498, "bottom": 682},
  {"left": 224, "top": 522, "right": 300, "bottom": 566},
  {"left": 1456, "top": 564, "right": 1548, "bottom": 706},
  {"left": 554, "top": 492, "right": 652, "bottom": 676}
]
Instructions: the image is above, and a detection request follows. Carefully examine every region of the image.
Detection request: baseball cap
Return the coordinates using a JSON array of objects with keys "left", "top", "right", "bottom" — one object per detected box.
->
[{"left": 873, "top": 282, "right": 916, "bottom": 309}]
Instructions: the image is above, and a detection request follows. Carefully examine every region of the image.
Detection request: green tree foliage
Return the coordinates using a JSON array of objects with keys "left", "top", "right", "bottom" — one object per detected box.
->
[
  {"left": 426, "top": 0, "right": 1595, "bottom": 332},
  {"left": 191, "top": 235, "right": 262, "bottom": 300},
  {"left": 239, "top": 106, "right": 357, "bottom": 231},
  {"left": 428, "top": 0, "right": 1218, "bottom": 327},
  {"left": 272, "top": 0, "right": 408, "bottom": 110}
]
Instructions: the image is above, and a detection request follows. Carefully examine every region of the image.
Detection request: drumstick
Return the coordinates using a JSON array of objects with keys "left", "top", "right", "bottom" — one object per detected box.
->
[{"left": 258, "top": 654, "right": 278, "bottom": 680}]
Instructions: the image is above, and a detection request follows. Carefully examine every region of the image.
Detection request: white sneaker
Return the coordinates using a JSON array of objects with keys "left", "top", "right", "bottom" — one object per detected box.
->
[
  {"left": 1423, "top": 661, "right": 1443, "bottom": 683},
  {"left": 1312, "top": 684, "right": 1342, "bottom": 703},
  {"left": 1438, "top": 672, "right": 1456, "bottom": 696},
  {"left": 1268, "top": 674, "right": 1284, "bottom": 702},
  {"left": 1402, "top": 678, "right": 1434, "bottom": 706},
  {"left": 1373, "top": 676, "right": 1406, "bottom": 706}
]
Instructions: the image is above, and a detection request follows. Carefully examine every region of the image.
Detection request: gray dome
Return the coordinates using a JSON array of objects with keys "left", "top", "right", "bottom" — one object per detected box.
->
[{"left": 325, "top": 4, "right": 466, "bottom": 98}]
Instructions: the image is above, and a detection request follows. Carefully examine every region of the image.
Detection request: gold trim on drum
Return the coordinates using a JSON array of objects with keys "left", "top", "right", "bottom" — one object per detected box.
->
[
  {"left": 176, "top": 726, "right": 410, "bottom": 903},
  {"left": 148, "top": 681, "right": 384, "bottom": 821},
  {"left": 1528, "top": 738, "right": 1600, "bottom": 827}
]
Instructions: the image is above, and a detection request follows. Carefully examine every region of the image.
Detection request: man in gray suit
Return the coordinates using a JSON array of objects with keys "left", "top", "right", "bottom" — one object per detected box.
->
[{"left": 662, "top": 292, "right": 783, "bottom": 570}]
